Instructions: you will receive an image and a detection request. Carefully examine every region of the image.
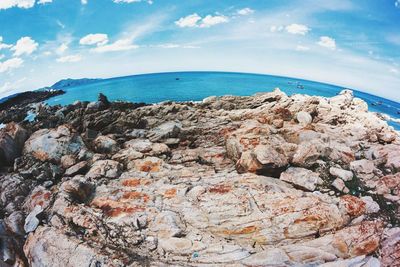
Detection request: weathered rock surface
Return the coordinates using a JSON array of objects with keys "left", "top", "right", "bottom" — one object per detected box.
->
[
  {"left": 1, "top": 89, "right": 400, "bottom": 266},
  {"left": 23, "top": 125, "right": 85, "bottom": 162}
]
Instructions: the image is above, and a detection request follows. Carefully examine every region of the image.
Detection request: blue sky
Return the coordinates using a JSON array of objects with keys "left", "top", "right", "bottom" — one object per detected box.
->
[{"left": 0, "top": 0, "right": 399, "bottom": 100}]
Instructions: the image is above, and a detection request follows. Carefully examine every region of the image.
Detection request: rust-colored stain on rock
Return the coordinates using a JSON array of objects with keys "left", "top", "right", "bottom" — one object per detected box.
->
[
  {"left": 138, "top": 161, "right": 160, "bottom": 172},
  {"left": 164, "top": 188, "right": 177, "bottom": 198},
  {"left": 91, "top": 197, "right": 146, "bottom": 217},
  {"left": 30, "top": 190, "right": 51, "bottom": 208},
  {"left": 122, "top": 179, "right": 141, "bottom": 187},
  {"left": 340, "top": 195, "right": 366, "bottom": 217},
  {"left": 352, "top": 239, "right": 379, "bottom": 256},
  {"left": 293, "top": 215, "right": 323, "bottom": 224},
  {"left": 222, "top": 225, "right": 258, "bottom": 235},
  {"left": 33, "top": 150, "right": 49, "bottom": 161},
  {"left": 209, "top": 184, "right": 231, "bottom": 194}
]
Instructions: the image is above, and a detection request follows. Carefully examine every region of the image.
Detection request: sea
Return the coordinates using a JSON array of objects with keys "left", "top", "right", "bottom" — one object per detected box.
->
[{"left": 44, "top": 71, "right": 400, "bottom": 130}]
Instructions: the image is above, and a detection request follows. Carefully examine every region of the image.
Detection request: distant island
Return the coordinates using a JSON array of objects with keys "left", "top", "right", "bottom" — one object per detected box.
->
[{"left": 50, "top": 78, "right": 102, "bottom": 89}]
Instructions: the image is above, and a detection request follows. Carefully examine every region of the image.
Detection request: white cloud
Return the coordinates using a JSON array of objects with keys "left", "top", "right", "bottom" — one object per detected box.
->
[
  {"left": 11, "top": 37, "right": 38, "bottom": 56},
  {"left": 80, "top": 33, "right": 109, "bottom": 46},
  {"left": 56, "top": 55, "right": 82, "bottom": 63},
  {"left": 0, "top": 58, "right": 24, "bottom": 73},
  {"left": 200, "top": 15, "right": 229, "bottom": 28},
  {"left": 237, "top": 8, "right": 254, "bottom": 16},
  {"left": 390, "top": 68, "right": 399, "bottom": 74},
  {"left": 38, "top": 0, "right": 52, "bottom": 4},
  {"left": 0, "top": 37, "right": 12, "bottom": 50},
  {"left": 56, "top": 43, "right": 68, "bottom": 55},
  {"left": 175, "top": 13, "right": 228, "bottom": 28},
  {"left": 81, "top": 0, "right": 87, "bottom": 4},
  {"left": 0, "top": 55, "right": 4, "bottom": 60},
  {"left": 56, "top": 20, "right": 66, "bottom": 29},
  {"left": 295, "top": 45, "right": 310, "bottom": 51},
  {"left": 270, "top": 25, "right": 284, "bottom": 33},
  {"left": 285, "top": 24, "right": 310, "bottom": 35},
  {"left": 395, "top": 0, "right": 400, "bottom": 8},
  {"left": 175, "top": 13, "right": 202, "bottom": 28},
  {"left": 0, "top": 0, "right": 35, "bottom": 9},
  {"left": 0, "top": 78, "right": 27, "bottom": 97},
  {"left": 317, "top": 36, "right": 336, "bottom": 50},
  {"left": 151, "top": 43, "right": 200, "bottom": 49},
  {"left": 91, "top": 39, "right": 139, "bottom": 53}
]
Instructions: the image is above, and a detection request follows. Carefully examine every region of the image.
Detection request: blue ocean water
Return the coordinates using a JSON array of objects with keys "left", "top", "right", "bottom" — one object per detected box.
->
[{"left": 46, "top": 71, "right": 400, "bottom": 130}]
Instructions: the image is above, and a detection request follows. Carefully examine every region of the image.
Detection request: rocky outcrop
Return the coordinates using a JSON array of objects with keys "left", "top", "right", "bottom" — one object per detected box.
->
[
  {"left": 0, "top": 123, "right": 29, "bottom": 166},
  {"left": 1, "top": 89, "right": 400, "bottom": 266},
  {"left": 23, "top": 125, "right": 85, "bottom": 162}
]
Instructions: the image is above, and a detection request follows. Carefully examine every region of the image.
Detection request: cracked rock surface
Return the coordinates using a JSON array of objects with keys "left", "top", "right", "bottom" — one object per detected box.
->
[{"left": 1, "top": 89, "right": 400, "bottom": 266}]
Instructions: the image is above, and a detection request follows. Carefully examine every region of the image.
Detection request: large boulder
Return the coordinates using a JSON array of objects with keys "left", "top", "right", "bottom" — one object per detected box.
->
[
  {"left": 23, "top": 125, "right": 85, "bottom": 162},
  {"left": 0, "top": 123, "right": 29, "bottom": 166},
  {"left": 147, "top": 121, "right": 182, "bottom": 142}
]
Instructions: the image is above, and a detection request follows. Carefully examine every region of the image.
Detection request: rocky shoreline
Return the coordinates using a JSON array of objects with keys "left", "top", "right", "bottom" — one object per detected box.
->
[{"left": 0, "top": 89, "right": 399, "bottom": 266}]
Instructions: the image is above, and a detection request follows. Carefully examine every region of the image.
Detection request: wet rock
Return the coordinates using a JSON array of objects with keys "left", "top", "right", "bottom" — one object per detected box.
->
[{"left": 280, "top": 167, "right": 322, "bottom": 191}]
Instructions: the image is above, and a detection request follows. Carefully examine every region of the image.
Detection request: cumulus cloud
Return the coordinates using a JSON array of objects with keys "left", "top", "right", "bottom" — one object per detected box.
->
[
  {"left": 91, "top": 39, "right": 139, "bottom": 53},
  {"left": 38, "top": 0, "right": 52, "bottom": 4},
  {"left": 81, "top": 0, "right": 87, "bottom": 4},
  {"left": 56, "top": 55, "right": 82, "bottom": 63},
  {"left": 175, "top": 13, "right": 228, "bottom": 28},
  {"left": 237, "top": 8, "right": 254, "bottom": 16},
  {"left": 11, "top": 37, "right": 38, "bottom": 56},
  {"left": 0, "top": 0, "right": 35, "bottom": 9},
  {"left": 285, "top": 24, "right": 310, "bottom": 35},
  {"left": 0, "top": 58, "right": 24, "bottom": 73},
  {"left": 175, "top": 13, "right": 202, "bottom": 28},
  {"left": 317, "top": 36, "right": 336, "bottom": 50},
  {"left": 200, "top": 15, "right": 229, "bottom": 28},
  {"left": 396, "top": 0, "right": 400, "bottom": 8},
  {"left": 80, "top": 34, "right": 109, "bottom": 46}
]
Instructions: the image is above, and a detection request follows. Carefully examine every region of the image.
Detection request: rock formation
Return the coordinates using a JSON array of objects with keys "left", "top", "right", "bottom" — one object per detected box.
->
[{"left": 0, "top": 89, "right": 399, "bottom": 266}]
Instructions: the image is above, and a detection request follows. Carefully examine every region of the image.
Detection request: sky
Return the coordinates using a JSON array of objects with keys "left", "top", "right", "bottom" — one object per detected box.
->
[{"left": 0, "top": 0, "right": 399, "bottom": 100}]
